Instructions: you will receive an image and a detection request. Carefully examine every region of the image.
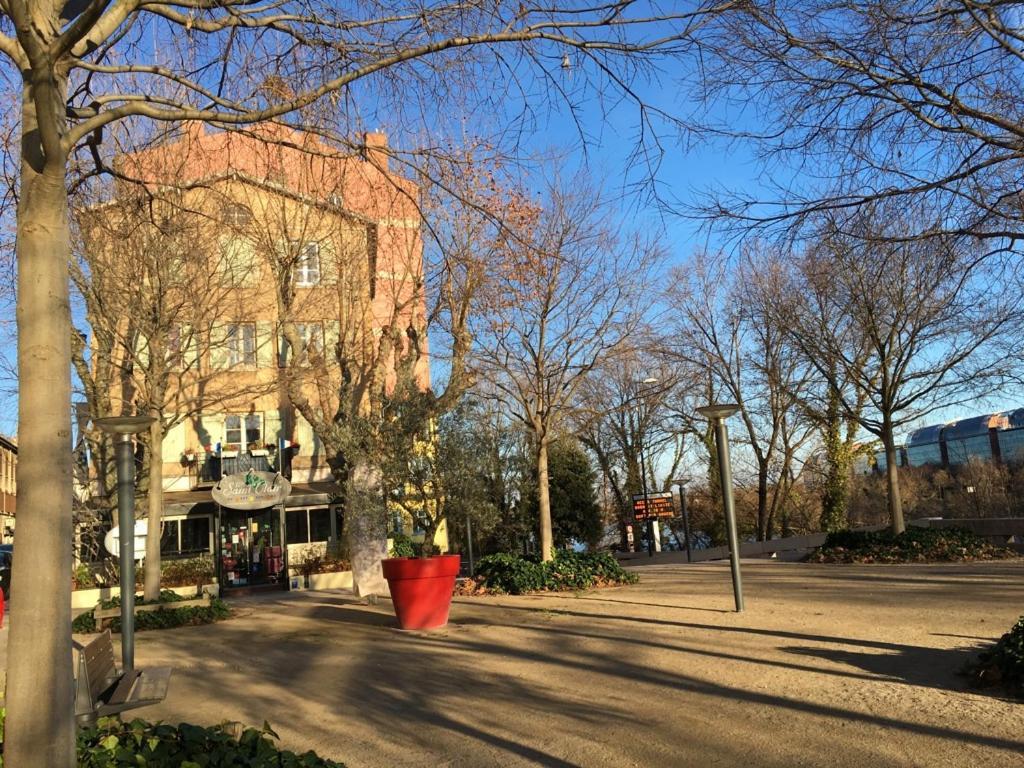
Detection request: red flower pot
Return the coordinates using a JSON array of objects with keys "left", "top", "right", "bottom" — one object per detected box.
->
[{"left": 381, "top": 554, "right": 461, "bottom": 630}]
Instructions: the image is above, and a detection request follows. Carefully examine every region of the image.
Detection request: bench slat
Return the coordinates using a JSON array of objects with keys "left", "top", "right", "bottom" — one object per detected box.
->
[{"left": 106, "top": 669, "right": 142, "bottom": 705}]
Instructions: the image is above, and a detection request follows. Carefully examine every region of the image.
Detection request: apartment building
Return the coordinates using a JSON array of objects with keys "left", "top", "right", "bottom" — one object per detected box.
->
[{"left": 83, "top": 123, "right": 430, "bottom": 591}]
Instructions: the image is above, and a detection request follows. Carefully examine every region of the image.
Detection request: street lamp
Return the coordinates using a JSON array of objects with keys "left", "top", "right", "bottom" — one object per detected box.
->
[
  {"left": 672, "top": 477, "right": 692, "bottom": 563},
  {"left": 94, "top": 414, "right": 155, "bottom": 671},
  {"left": 636, "top": 377, "right": 659, "bottom": 557},
  {"left": 696, "top": 403, "right": 744, "bottom": 612}
]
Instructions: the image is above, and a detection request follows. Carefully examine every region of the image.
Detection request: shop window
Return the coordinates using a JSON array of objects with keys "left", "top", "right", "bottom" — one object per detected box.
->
[
  {"left": 225, "top": 323, "right": 256, "bottom": 367},
  {"left": 159, "top": 516, "right": 212, "bottom": 557},
  {"left": 292, "top": 242, "right": 321, "bottom": 286},
  {"left": 160, "top": 520, "right": 180, "bottom": 555},
  {"left": 286, "top": 509, "right": 309, "bottom": 545},
  {"left": 181, "top": 517, "right": 210, "bottom": 553},
  {"left": 309, "top": 508, "right": 332, "bottom": 542}
]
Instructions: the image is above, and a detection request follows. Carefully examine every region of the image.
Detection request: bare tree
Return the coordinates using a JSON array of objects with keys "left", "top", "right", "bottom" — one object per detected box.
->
[
  {"left": 473, "top": 177, "right": 660, "bottom": 561},
  {"left": 693, "top": 1, "right": 1024, "bottom": 246},
  {"left": 668, "top": 249, "right": 814, "bottom": 540},
  {"left": 0, "top": 3, "right": 731, "bottom": 760},
  {"left": 773, "top": 208, "right": 1023, "bottom": 533}
]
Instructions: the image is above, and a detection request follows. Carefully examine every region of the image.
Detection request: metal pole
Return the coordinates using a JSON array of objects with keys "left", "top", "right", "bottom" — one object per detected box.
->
[
  {"left": 114, "top": 433, "right": 137, "bottom": 670},
  {"left": 465, "top": 515, "right": 475, "bottom": 577},
  {"left": 679, "top": 483, "right": 692, "bottom": 564},
  {"left": 712, "top": 417, "right": 744, "bottom": 612},
  {"left": 638, "top": 437, "right": 654, "bottom": 557}
]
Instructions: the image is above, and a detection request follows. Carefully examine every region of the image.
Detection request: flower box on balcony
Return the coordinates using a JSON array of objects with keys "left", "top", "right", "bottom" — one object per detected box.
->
[
  {"left": 249, "top": 448, "right": 269, "bottom": 457},
  {"left": 220, "top": 450, "right": 238, "bottom": 458}
]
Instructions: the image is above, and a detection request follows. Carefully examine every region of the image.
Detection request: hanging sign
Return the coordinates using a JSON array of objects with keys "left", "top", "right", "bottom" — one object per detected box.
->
[{"left": 213, "top": 470, "right": 291, "bottom": 510}]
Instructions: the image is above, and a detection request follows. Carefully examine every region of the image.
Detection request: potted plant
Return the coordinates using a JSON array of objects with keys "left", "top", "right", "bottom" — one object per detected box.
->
[
  {"left": 375, "top": 399, "right": 501, "bottom": 630},
  {"left": 292, "top": 545, "right": 351, "bottom": 591}
]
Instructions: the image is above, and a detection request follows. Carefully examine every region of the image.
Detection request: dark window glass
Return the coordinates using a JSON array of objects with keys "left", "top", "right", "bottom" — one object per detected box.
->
[
  {"left": 286, "top": 510, "right": 308, "bottom": 544},
  {"left": 160, "top": 520, "right": 180, "bottom": 555},
  {"left": 181, "top": 517, "right": 210, "bottom": 553},
  {"left": 309, "top": 508, "right": 331, "bottom": 542}
]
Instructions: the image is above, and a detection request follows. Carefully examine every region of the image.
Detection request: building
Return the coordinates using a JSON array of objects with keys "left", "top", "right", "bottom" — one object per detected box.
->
[
  {"left": 0, "top": 435, "right": 15, "bottom": 543},
  {"left": 81, "top": 124, "right": 442, "bottom": 591}
]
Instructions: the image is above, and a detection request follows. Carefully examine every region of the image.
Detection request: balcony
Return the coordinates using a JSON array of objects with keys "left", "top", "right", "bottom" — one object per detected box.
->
[{"left": 190, "top": 449, "right": 291, "bottom": 488}]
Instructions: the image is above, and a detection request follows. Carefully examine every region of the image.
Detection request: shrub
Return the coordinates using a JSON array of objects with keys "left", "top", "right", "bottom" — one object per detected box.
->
[
  {"left": 474, "top": 550, "right": 638, "bottom": 595},
  {"left": 389, "top": 534, "right": 417, "bottom": 559},
  {"left": 73, "top": 590, "right": 230, "bottom": 634},
  {"left": 965, "top": 615, "right": 1024, "bottom": 696},
  {"left": 292, "top": 545, "right": 350, "bottom": 579},
  {"left": 0, "top": 711, "right": 344, "bottom": 767},
  {"left": 808, "top": 526, "right": 1015, "bottom": 564},
  {"left": 160, "top": 556, "right": 216, "bottom": 589}
]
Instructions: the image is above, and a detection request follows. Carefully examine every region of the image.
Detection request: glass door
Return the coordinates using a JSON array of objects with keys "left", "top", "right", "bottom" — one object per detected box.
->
[{"left": 219, "top": 508, "right": 284, "bottom": 588}]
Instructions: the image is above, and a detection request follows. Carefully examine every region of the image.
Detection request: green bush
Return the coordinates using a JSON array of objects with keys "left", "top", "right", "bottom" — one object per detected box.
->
[
  {"left": 73, "top": 590, "right": 229, "bottom": 634},
  {"left": 0, "top": 711, "right": 344, "bottom": 767},
  {"left": 965, "top": 615, "right": 1024, "bottom": 696},
  {"left": 809, "top": 526, "right": 1015, "bottom": 564},
  {"left": 474, "top": 550, "right": 638, "bottom": 595},
  {"left": 389, "top": 534, "right": 417, "bottom": 558},
  {"left": 160, "top": 556, "right": 216, "bottom": 588}
]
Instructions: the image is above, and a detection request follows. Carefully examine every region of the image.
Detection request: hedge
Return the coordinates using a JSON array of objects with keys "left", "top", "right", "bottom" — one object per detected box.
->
[
  {"left": 473, "top": 550, "right": 638, "bottom": 595},
  {"left": 73, "top": 589, "right": 230, "bottom": 634},
  {"left": 807, "top": 527, "right": 1015, "bottom": 564}
]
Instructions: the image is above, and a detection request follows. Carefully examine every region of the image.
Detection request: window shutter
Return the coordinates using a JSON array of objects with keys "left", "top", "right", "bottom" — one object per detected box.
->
[
  {"left": 196, "top": 414, "right": 225, "bottom": 452},
  {"left": 255, "top": 321, "right": 274, "bottom": 368},
  {"left": 320, "top": 240, "right": 338, "bottom": 284},
  {"left": 209, "top": 323, "right": 229, "bottom": 370},
  {"left": 132, "top": 330, "right": 150, "bottom": 368},
  {"left": 324, "top": 320, "right": 340, "bottom": 363},
  {"left": 181, "top": 324, "right": 200, "bottom": 372},
  {"left": 264, "top": 410, "right": 283, "bottom": 445},
  {"left": 219, "top": 237, "right": 257, "bottom": 286}
]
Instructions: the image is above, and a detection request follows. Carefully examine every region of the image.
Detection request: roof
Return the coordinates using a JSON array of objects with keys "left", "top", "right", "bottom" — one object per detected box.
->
[
  {"left": 944, "top": 413, "right": 1006, "bottom": 442},
  {"left": 907, "top": 424, "right": 946, "bottom": 446}
]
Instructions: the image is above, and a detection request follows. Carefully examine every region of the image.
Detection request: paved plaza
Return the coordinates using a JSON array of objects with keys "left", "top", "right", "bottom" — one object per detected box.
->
[{"left": 9, "top": 560, "right": 1024, "bottom": 766}]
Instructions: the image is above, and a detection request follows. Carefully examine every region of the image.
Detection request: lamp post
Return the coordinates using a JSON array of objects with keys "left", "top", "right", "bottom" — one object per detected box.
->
[
  {"left": 673, "top": 477, "right": 692, "bottom": 563},
  {"left": 696, "top": 404, "right": 744, "bottom": 612},
  {"left": 94, "top": 415, "right": 155, "bottom": 671}
]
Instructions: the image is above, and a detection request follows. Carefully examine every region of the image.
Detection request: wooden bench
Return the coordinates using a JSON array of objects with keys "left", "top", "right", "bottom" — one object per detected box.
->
[
  {"left": 93, "top": 593, "right": 212, "bottom": 630},
  {"left": 74, "top": 630, "right": 171, "bottom": 727}
]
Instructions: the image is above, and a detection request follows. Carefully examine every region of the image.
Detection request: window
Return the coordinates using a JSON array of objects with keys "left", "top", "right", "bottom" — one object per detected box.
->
[
  {"left": 286, "top": 510, "right": 309, "bottom": 545},
  {"left": 286, "top": 507, "right": 333, "bottom": 544},
  {"left": 309, "top": 509, "right": 332, "bottom": 542},
  {"left": 223, "top": 204, "right": 252, "bottom": 228},
  {"left": 225, "top": 323, "right": 256, "bottom": 367},
  {"left": 278, "top": 322, "right": 324, "bottom": 366},
  {"left": 159, "top": 516, "right": 212, "bottom": 557},
  {"left": 292, "top": 242, "right": 320, "bottom": 286},
  {"left": 225, "top": 413, "right": 262, "bottom": 449}
]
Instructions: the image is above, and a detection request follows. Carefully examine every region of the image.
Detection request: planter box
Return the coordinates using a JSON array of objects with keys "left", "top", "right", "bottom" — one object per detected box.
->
[
  {"left": 308, "top": 571, "right": 353, "bottom": 591},
  {"left": 72, "top": 582, "right": 218, "bottom": 611},
  {"left": 220, "top": 450, "right": 238, "bottom": 458}
]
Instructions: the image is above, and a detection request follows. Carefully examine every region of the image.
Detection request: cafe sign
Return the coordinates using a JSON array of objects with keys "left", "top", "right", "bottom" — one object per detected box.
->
[{"left": 212, "top": 470, "right": 291, "bottom": 510}]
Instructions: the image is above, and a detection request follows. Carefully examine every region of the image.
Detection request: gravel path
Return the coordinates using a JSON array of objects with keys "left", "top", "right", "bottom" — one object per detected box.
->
[{"left": 13, "top": 560, "right": 1024, "bottom": 767}]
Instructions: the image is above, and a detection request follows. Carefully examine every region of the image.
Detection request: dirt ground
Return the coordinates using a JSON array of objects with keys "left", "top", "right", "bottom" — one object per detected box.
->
[{"left": 9, "top": 560, "right": 1024, "bottom": 767}]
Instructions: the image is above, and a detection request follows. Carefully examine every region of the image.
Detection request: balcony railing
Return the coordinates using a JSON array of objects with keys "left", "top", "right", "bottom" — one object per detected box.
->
[{"left": 191, "top": 449, "right": 288, "bottom": 488}]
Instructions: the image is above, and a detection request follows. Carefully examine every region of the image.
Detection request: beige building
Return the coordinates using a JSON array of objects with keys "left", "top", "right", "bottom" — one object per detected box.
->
[{"left": 83, "top": 124, "right": 432, "bottom": 590}]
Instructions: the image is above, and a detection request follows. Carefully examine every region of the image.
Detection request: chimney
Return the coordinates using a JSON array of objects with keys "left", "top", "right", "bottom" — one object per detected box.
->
[{"left": 362, "top": 131, "right": 389, "bottom": 171}]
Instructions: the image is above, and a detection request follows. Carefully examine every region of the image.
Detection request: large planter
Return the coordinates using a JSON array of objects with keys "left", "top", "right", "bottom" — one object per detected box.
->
[{"left": 381, "top": 554, "right": 460, "bottom": 630}]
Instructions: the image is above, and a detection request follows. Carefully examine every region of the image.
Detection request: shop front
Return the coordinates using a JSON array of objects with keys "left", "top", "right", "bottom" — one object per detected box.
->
[{"left": 212, "top": 470, "right": 291, "bottom": 592}]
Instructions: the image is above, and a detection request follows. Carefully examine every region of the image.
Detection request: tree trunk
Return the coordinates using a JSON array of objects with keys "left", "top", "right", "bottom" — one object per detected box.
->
[
  {"left": 5, "top": 84, "right": 76, "bottom": 766},
  {"left": 882, "top": 419, "right": 905, "bottom": 534},
  {"left": 537, "top": 437, "right": 554, "bottom": 562},
  {"left": 756, "top": 465, "right": 769, "bottom": 541},
  {"left": 144, "top": 415, "right": 164, "bottom": 601}
]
